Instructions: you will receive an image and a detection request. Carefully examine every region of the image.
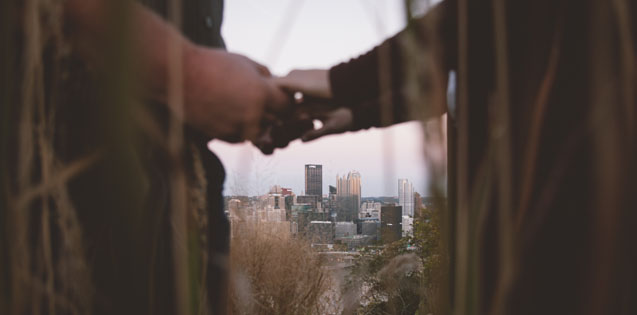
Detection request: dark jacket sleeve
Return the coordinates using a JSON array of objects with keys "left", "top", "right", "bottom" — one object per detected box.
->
[{"left": 329, "top": 0, "right": 457, "bottom": 131}]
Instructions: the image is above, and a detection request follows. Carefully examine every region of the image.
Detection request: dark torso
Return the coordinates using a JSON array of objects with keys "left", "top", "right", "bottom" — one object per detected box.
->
[{"left": 56, "top": 1, "right": 230, "bottom": 314}]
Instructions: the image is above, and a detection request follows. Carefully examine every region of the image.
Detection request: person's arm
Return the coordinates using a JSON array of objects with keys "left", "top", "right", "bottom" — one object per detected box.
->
[
  {"left": 274, "top": 0, "right": 457, "bottom": 138},
  {"left": 332, "top": 0, "right": 456, "bottom": 128},
  {"left": 64, "top": 0, "right": 289, "bottom": 142}
]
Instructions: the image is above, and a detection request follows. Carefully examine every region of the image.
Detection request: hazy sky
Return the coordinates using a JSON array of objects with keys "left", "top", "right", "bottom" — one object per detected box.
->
[{"left": 210, "top": 0, "right": 438, "bottom": 197}]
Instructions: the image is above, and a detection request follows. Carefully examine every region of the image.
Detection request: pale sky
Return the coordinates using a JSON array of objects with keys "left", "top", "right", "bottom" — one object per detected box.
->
[{"left": 210, "top": 0, "right": 440, "bottom": 197}]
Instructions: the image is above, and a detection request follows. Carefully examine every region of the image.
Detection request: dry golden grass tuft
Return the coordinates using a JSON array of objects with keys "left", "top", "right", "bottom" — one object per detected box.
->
[{"left": 229, "top": 222, "right": 339, "bottom": 315}]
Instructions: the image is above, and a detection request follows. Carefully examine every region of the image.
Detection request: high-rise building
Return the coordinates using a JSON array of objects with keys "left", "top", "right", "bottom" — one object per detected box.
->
[
  {"left": 402, "top": 215, "right": 414, "bottom": 237},
  {"left": 336, "top": 171, "right": 361, "bottom": 208},
  {"left": 414, "top": 191, "right": 423, "bottom": 218},
  {"left": 348, "top": 171, "right": 361, "bottom": 209},
  {"left": 398, "top": 179, "right": 414, "bottom": 217},
  {"left": 381, "top": 205, "right": 402, "bottom": 243},
  {"left": 327, "top": 185, "right": 338, "bottom": 215},
  {"left": 305, "top": 164, "right": 322, "bottom": 197},
  {"left": 336, "top": 171, "right": 362, "bottom": 221}
]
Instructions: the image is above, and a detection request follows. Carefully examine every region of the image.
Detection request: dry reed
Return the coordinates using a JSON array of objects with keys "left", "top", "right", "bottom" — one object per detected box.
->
[{"left": 229, "top": 222, "right": 337, "bottom": 315}]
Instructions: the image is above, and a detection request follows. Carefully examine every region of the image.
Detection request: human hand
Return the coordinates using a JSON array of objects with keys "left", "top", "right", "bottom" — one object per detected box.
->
[
  {"left": 253, "top": 68, "right": 358, "bottom": 155},
  {"left": 253, "top": 94, "right": 353, "bottom": 155},
  {"left": 252, "top": 112, "right": 314, "bottom": 155},
  {"left": 296, "top": 105, "right": 353, "bottom": 142},
  {"left": 182, "top": 47, "right": 291, "bottom": 143},
  {"left": 271, "top": 69, "right": 353, "bottom": 140}
]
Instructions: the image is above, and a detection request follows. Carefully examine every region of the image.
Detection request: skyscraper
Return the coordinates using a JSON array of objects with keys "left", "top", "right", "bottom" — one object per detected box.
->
[
  {"left": 381, "top": 205, "right": 402, "bottom": 243},
  {"left": 348, "top": 171, "right": 361, "bottom": 209},
  {"left": 336, "top": 171, "right": 361, "bottom": 221},
  {"left": 305, "top": 164, "right": 322, "bottom": 197},
  {"left": 336, "top": 171, "right": 361, "bottom": 208},
  {"left": 414, "top": 191, "right": 423, "bottom": 217},
  {"left": 398, "top": 179, "right": 414, "bottom": 217},
  {"left": 336, "top": 175, "right": 347, "bottom": 196},
  {"left": 336, "top": 171, "right": 362, "bottom": 220}
]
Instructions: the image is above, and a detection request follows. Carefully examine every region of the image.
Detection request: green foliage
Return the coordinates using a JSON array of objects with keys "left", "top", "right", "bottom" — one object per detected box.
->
[{"left": 344, "top": 206, "right": 442, "bottom": 315}]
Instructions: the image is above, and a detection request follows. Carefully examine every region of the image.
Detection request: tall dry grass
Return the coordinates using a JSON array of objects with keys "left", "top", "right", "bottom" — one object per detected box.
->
[
  {"left": 228, "top": 222, "right": 338, "bottom": 315},
  {"left": 1, "top": 0, "right": 95, "bottom": 314},
  {"left": 1, "top": 0, "right": 198, "bottom": 314},
  {"left": 447, "top": 0, "right": 637, "bottom": 314},
  {"left": 4, "top": 0, "right": 635, "bottom": 314}
]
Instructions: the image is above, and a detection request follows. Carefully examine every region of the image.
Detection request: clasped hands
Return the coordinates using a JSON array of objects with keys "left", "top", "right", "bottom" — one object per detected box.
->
[
  {"left": 180, "top": 48, "right": 351, "bottom": 153},
  {"left": 254, "top": 69, "right": 355, "bottom": 155}
]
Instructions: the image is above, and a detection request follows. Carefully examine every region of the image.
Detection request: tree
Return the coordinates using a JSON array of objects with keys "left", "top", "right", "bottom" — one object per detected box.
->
[{"left": 344, "top": 206, "right": 443, "bottom": 315}]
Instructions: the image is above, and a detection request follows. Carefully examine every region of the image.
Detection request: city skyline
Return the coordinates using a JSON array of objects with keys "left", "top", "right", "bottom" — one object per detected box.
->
[
  {"left": 224, "top": 165, "right": 423, "bottom": 198},
  {"left": 209, "top": 0, "right": 433, "bottom": 198}
]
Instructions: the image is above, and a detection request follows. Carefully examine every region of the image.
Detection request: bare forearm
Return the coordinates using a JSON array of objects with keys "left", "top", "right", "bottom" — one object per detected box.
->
[{"left": 64, "top": 0, "right": 289, "bottom": 141}]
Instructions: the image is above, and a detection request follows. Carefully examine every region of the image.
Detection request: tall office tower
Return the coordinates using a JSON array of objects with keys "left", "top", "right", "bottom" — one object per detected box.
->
[
  {"left": 414, "top": 191, "right": 423, "bottom": 217},
  {"left": 328, "top": 185, "right": 337, "bottom": 214},
  {"left": 381, "top": 205, "right": 402, "bottom": 243},
  {"left": 336, "top": 175, "right": 347, "bottom": 196},
  {"left": 305, "top": 164, "right": 323, "bottom": 197},
  {"left": 398, "top": 179, "right": 414, "bottom": 216},
  {"left": 348, "top": 171, "right": 361, "bottom": 210},
  {"left": 336, "top": 171, "right": 362, "bottom": 208},
  {"left": 336, "top": 171, "right": 362, "bottom": 220}
]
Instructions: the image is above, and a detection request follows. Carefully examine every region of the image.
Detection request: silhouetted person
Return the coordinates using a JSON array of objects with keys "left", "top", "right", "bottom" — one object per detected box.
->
[{"left": 269, "top": 1, "right": 637, "bottom": 314}]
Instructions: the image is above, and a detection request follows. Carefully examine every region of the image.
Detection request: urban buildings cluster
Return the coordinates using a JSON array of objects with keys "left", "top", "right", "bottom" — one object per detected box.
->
[{"left": 225, "top": 164, "right": 428, "bottom": 250}]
